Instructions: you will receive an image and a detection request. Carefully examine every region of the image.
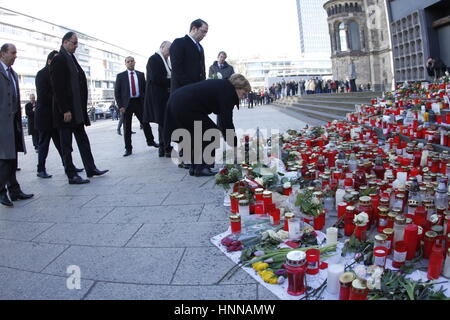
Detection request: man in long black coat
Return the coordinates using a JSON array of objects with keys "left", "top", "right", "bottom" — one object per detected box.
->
[
  {"left": 164, "top": 74, "right": 251, "bottom": 177},
  {"left": 144, "top": 41, "right": 172, "bottom": 158},
  {"left": 170, "top": 19, "right": 208, "bottom": 93},
  {"left": 25, "top": 94, "right": 39, "bottom": 151},
  {"left": 115, "top": 56, "right": 158, "bottom": 157},
  {"left": 50, "top": 32, "right": 108, "bottom": 184},
  {"left": 35, "top": 50, "right": 82, "bottom": 179}
]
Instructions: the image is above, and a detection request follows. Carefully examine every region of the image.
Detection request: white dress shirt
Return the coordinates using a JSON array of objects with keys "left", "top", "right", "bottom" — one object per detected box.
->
[{"left": 1, "top": 60, "right": 18, "bottom": 95}]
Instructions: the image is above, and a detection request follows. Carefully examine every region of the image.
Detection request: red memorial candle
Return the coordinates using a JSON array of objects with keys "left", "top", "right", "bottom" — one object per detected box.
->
[
  {"left": 428, "top": 243, "right": 445, "bottom": 280},
  {"left": 404, "top": 224, "right": 419, "bottom": 260}
]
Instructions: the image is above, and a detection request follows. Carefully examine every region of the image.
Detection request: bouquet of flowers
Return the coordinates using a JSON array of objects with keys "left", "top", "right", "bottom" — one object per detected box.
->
[
  {"left": 295, "top": 188, "right": 324, "bottom": 219},
  {"left": 215, "top": 165, "right": 243, "bottom": 191}
]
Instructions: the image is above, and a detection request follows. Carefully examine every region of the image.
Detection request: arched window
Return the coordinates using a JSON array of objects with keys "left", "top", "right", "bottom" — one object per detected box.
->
[
  {"left": 338, "top": 4, "right": 342, "bottom": 13},
  {"left": 345, "top": 3, "right": 349, "bottom": 12},
  {"left": 349, "top": 3, "right": 354, "bottom": 12},
  {"left": 339, "top": 23, "right": 349, "bottom": 51},
  {"left": 348, "top": 21, "right": 361, "bottom": 51}
]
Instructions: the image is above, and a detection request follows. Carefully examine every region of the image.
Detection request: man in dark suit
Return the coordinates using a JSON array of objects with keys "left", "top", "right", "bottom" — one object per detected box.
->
[
  {"left": 115, "top": 56, "right": 158, "bottom": 157},
  {"left": 144, "top": 41, "right": 173, "bottom": 158},
  {"left": 170, "top": 19, "right": 208, "bottom": 93},
  {"left": 25, "top": 94, "right": 39, "bottom": 151},
  {"left": 0, "top": 43, "right": 34, "bottom": 207},
  {"left": 35, "top": 50, "right": 83, "bottom": 179},
  {"left": 50, "top": 32, "right": 109, "bottom": 185},
  {"left": 167, "top": 19, "right": 208, "bottom": 169}
]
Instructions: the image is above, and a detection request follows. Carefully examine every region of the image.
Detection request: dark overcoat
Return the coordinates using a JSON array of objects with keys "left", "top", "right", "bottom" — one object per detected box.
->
[
  {"left": 34, "top": 66, "right": 55, "bottom": 131},
  {"left": 164, "top": 79, "right": 238, "bottom": 145},
  {"left": 114, "top": 70, "right": 146, "bottom": 110},
  {"left": 143, "top": 53, "right": 170, "bottom": 125},
  {"left": 50, "top": 48, "right": 90, "bottom": 128},
  {"left": 25, "top": 102, "right": 37, "bottom": 135},
  {"left": 170, "top": 35, "right": 206, "bottom": 93}
]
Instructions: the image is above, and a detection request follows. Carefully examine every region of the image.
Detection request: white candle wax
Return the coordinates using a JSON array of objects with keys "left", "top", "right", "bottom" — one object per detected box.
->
[
  {"left": 327, "top": 263, "right": 345, "bottom": 295},
  {"left": 326, "top": 227, "right": 338, "bottom": 245},
  {"left": 443, "top": 254, "right": 450, "bottom": 278}
]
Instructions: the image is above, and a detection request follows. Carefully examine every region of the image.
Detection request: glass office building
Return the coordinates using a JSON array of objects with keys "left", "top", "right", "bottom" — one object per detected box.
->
[
  {"left": 296, "top": 0, "right": 331, "bottom": 56},
  {"left": 0, "top": 7, "right": 147, "bottom": 107}
]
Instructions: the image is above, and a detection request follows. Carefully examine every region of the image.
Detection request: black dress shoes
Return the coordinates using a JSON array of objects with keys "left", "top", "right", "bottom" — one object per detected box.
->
[
  {"left": 194, "top": 167, "right": 217, "bottom": 177},
  {"left": 69, "top": 175, "right": 90, "bottom": 185},
  {"left": 37, "top": 171, "right": 53, "bottom": 179},
  {"left": 75, "top": 168, "right": 84, "bottom": 173},
  {"left": 1, "top": 194, "right": 13, "bottom": 207},
  {"left": 124, "top": 150, "right": 132, "bottom": 157},
  {"left": 10, "top": 192, "right": 34, "bottom": 201},
  {"left": 158, "top": 150, "right": 165, "bottom": 158},
  {"left": 165, "top": 152, "right": 172, "bottom": 158},
  {"left": 117, "top": 130, "right": 122, "bottom": 136},
  {"left": 87, "top": 169, "right": 109, "bottom": 178},
  {"left": 147, "top": 141, "right": 160, "bottom": 148}
]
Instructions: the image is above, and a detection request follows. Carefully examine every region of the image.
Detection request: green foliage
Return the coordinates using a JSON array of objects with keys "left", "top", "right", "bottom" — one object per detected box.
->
[
  {"left": 215, "top": 165, "right": 243, "bottom": 190},
  {"left": 295, "top": 189, "right": 324, "bottom": 218},
  {"left": 369, "top": 270, "right": 449, "bottom": 300}
]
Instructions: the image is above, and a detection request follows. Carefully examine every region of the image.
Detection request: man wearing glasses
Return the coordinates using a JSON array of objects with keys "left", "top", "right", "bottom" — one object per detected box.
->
[{"left": 50, "top": 32, "right": 108, "bottom": 185}]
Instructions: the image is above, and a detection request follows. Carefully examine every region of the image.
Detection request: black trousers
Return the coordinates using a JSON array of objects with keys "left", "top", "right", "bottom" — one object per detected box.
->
[
  {"left": 350, "top": 79, "right": 357, "bottom": 92},
  {"left": 0, "top": 157, "right": 21, "bottom": 196},
  {"left": 123, "top": 99, "right": 155, "bottom": 151},
  {"left": 37, "top": 129, "right": 64, "bottom": 173},
  {"left": 59, "top": 125, "right": 96, "bottom": 178},
  {"left": 31, "top": 133, "right": 39, "bottom": 150}
]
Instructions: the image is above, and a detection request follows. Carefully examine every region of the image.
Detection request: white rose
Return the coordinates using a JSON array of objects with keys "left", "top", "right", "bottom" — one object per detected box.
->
[
  {"left": 354, "top": 212, "right": 369, "bottom": 226},
  {"left": 283, "top": 182, "right": 292, "bottom": 189},
  {"left": 354, "top": 265, "right": 367, "bottom": 280}
]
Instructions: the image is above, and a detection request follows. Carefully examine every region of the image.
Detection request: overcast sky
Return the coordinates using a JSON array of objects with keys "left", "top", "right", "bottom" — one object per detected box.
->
[{"left": 1, "top": 0, "right": 302, "bottom": 66}]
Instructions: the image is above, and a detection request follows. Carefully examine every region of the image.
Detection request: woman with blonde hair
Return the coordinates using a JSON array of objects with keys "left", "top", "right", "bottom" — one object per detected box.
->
[{"left": 164, "top": 74, "right": 251, "bottom": 177}]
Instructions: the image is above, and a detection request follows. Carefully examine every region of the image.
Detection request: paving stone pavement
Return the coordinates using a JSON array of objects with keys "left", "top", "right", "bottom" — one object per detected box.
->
[{"left": 0, "top": 105, "right": 309, "bottom": 300}]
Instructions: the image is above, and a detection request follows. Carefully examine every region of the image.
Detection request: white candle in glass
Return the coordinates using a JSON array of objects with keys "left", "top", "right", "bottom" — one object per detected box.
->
[
  {"left": 443, "top": 250, "right": 450, "bottom": 278},
  {"left": 326, "top": 227, "right": 338, "bottom": 245},
  {"left": 288, "top": 218, "right": 301, "bottom": 240},
  {"left": 327, "top": 261, "right": 345, "bottom": 295}
]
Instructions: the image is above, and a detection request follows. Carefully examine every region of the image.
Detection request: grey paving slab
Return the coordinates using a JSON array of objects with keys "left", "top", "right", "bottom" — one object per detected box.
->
[
  {"left": 98, "top": 205, "right": 204, "bottom": 224},
  {"left": 126, "top": 222, "right": 228, "bottom": 248},
  {"left": 0, "top": 220, "right": 53, "bottom": 241},
  {"left": 198, "top": 203, "right": 230, "bottom": 222},
  {"left": 23, "top": 207, "right": 114, "bottom": 224},
  {"left": 257, "top": 284, "right": 281, "bottom": 300},
  {"left": 21, "top": 195, "right": 96, "bottom": 209},
  {"left": 119, "top": 174, "right": 187, "bottom": 185},
  {"left": 82, "top": 193, "right": 169, "bottom": 208},
  {"left": 0, "top": 267, "right": 94, "bottom": 300},
  {"left": 42, "top": 246, "right": 184, "bottom": 284},
  {"left": 171, "top": 247, "right": 257, "bottom": 286},
  {"left": 162, "top": 190, "right": 223, "bottom": 206},
  {"left": 85, "top": 282, "right": 257, "bottom": 300},
  {"left": 0, "top": 239, "right": 68, "bottom": 272},
  {"left": 33, "top": 223, "right": 142, "bottom": 247},
  {"left": 135, "top": 180, "right": 219, "bottom": 194}
]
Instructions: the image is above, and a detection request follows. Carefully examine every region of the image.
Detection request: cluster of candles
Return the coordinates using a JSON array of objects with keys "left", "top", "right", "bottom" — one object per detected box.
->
[{"left": 224, "top": 81, "right": 450, "bottom": 299}]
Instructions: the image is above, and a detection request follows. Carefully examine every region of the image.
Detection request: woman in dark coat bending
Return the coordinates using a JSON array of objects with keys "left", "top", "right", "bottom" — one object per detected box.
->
[{"left": 164, "top": 74, "right": 251, "bottom": 177}]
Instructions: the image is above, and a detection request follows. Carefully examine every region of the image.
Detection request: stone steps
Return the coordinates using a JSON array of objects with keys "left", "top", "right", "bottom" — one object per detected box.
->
[{"left": 273, "top": 92, "right": 382, "bottom": 123}]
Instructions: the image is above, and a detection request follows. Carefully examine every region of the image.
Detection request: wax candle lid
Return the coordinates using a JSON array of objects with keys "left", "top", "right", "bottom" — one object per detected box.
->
[
  {"left": 352, "top": 279, "right": 367, "bottom": 290},
  {"left": 286, "top": 251, "right": 306, "bottom": 265}
]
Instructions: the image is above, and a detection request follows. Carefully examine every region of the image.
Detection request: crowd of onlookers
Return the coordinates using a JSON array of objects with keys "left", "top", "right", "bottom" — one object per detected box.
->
[{"left": 240, "top": 78, "right": 372, "bottom": 108}]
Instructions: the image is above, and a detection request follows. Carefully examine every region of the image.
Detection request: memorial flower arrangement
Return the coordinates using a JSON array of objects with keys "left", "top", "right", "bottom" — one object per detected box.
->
[
  {"left": 295, "top": 188, "right": 324, "bottom": 219},
  {"left": 215, "top": 165, "right": 242, "bottom": 191}
]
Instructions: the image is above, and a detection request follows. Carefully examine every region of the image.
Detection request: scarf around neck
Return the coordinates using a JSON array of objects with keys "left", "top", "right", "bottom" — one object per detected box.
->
[{"left": 157, "top": 51, "right": 172, "bottom": 79}]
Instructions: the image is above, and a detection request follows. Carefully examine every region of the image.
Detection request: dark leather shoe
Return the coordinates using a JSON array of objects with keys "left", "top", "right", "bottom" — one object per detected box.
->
[
  {"left": 1, "top": 194, "right": 13, "bottom": 207},
  {"left": 147, "top": 141, "right": 160, "bottom": 148},
  {"left": 189, "top": 166, "right": 195, "bottom": 176},
  {"left": 131, "top": 131, "right": 136, "bottom": 134},
  {"left": 16, "top": 168, "right": 21, "bottom": 172},
  {"left": 75, "top": 168, "right": 84, "bottom": 173},
  {"left": 117, "top": 131, "right": 122, "bottom": 136},
  {"left": 87, "top": 169, "right": 109, "bottom": 178},
  {"left": 10, "top": 192, "right": 34, "bottom": 201},
  {"left": 124, "top": 150, "right": 132, "bottom": 157},
  {"left": 165, "top": 152, "right": 172, "bottom": 158},
  {"left": 37, "top": 171, "right": 53, "bottom": 179},
  {"left": 69, "top": 175, "right": 90, "bottom": 185},
  {"left": 158, "top": 150, "right": 165, "bottom": 158},
  {"left": 194, "top": 167, "right": 217, "bottom": 177}
]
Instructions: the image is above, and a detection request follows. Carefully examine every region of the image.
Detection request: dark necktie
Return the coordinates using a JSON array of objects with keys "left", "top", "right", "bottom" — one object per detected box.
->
[
  {"left": 196, "top": 42, "right": 202, "bottom": 53},
  {"left": 7, "top": 67, "right": 18, "bottom": 100},
  {"left": 130, "top": 72, "right": 137, "bottom": 97}
]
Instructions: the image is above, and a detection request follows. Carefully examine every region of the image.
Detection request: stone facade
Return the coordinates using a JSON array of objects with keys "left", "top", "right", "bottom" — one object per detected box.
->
[{"left": 324, "top": 0, "right": 394, "bottom": 91}]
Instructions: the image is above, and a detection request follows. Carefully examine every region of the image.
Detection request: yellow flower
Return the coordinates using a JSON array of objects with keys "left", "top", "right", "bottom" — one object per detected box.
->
[{"left": 252, "top": 262, "right": 269, "bottom": 272}]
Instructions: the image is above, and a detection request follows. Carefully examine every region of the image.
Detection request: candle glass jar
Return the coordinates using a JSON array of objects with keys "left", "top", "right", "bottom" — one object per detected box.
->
[
  {"left": 349, "top": 279, "right": 369, "bottom": 300},
  {"left": 355, "top": 223, "right": 368, "bottom": 242},
  {"left": 288, "top": 218, "right": 302, "bottom": 240},
  {"left": 270, "top": 208, "right": 281, "bottom": 226},
  {"left": 254, "top": 188, "right": 264, "bottom": 202},
  {"left": 404, "top": 224, "right": 419, "bottom": 260},
  {"left": 393, "top": 215, "right": 407, "bottom": 245},
  {"left": 230, "top": 215, "right": 242, "bottom": 237},
  {"left": 373, "top": 246, "right": 389, "bottom": 268},
  {"left": 358, "top": 196, "right": 374, "bottom": 227},
  {"left": 344, "top": 206, "right": 356, "bottom": 236},
  {"left": 286, "top": 251, "right": 307, "bottom": 296},
  {"left": 383, "top": 228, "right": 395, "bottom": 254},
  {"left": 428, "top": 243, "right": 445, "bottom": 280},
  {"left": 306, "top": 249, "right": 321, "bottom": 275},
  {"left": 423, "top": 231, "right": 438, "bottom": 259},
  {"left": 392, "top": 241, "right": 408, "bottom": 269},
  {"left": 339, "top": 273, "right": 356, "bottom": 301},
  {"left": 238, "top": 199, "right": 250, "bottom": 219},
  {"left": 284, "top": 212, "right": 295, "bottom": 232},
  {"left": 443, "top": 248, "right": 450, "bottom": 278}
]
